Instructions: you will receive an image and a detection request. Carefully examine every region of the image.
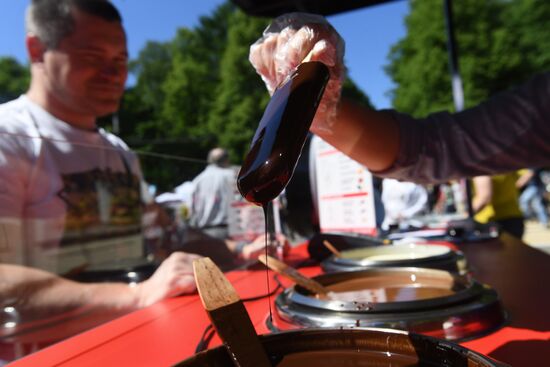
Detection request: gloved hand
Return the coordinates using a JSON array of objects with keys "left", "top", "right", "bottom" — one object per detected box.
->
[{"left": 249, "top": 12, "right": 346, "bottom": 134}]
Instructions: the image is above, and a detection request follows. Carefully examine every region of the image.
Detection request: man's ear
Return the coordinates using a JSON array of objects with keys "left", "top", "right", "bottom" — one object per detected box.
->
[{"left": 26, "top": 34, "right": 46, "bottom": 63}]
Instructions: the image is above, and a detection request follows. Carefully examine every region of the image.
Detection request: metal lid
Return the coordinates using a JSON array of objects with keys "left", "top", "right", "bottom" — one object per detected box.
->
[
  {"left": 273, "top": 268, "right": 506, "bottom": 341},
  {"left": 322, "top": 244, "right": 466, "bottom": 273}
]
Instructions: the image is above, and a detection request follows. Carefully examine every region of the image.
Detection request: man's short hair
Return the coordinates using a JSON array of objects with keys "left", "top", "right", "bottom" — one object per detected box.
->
[
  {"left": 26, "top": 0, "right": 122, "bottom": 49},
  {"left": 207, "top": 148, "right": 230, "bottom": 166}
]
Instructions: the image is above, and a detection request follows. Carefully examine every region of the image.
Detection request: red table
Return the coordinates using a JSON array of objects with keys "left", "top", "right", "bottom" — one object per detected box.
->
[{"left": 8, "top": 234, "right": 550, "bottom": 366}]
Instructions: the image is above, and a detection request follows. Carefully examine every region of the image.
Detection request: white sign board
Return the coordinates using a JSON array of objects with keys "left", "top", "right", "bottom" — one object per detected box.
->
[
  {"left": 312, "top": 136, "right": 377, "bottom": 236},
  {"left": 227, "top": 168, "right": 281, "bottom": 241}
]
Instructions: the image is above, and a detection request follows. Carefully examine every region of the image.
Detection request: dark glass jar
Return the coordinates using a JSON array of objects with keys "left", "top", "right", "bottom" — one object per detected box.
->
[{"left": 237, "top": 61, "right": 329, "bottom": 205}]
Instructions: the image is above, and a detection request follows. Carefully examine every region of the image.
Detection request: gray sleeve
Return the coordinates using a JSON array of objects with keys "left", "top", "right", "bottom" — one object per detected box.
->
[{"left": 376, "top": 72, "right": 550, "bottom": 184}]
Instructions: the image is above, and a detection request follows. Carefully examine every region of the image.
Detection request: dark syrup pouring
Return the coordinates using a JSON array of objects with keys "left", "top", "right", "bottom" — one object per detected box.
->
[{"left": 237, "top": 62, "right": 330, "bottom": 322}]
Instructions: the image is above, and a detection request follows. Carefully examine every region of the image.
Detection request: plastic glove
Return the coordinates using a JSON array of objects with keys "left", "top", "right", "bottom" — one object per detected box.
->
[{"left": 249, "top": 12, "right": 345, "bottom": 134}]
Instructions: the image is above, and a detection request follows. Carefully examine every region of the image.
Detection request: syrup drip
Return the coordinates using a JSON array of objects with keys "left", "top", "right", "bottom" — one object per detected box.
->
[{"left": 263, "top": 202, "right": 273, "bottom": 322}]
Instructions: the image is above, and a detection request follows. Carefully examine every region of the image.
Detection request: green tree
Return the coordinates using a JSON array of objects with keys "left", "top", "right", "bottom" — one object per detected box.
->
[
  {"left": 161, "top": 3, "right": 235, "bottom": 142},
  {"left": 129, "top": 41, "right": 172, "bottom": 116},
  {"left": 386, "top": 0, "right": 549, "bottom": 117},
  {"left": 115, "top": 1, "right": 373, "bottom": 191},
  {"left": 0, "top": 57, "right": 29, "bottom": 103},
  {"left": 503, "top": 0, "right": 550, "bottom": 78},
  {"left": 207, "top": 10, "right": 270, "bottom": 162},
  {"left": 385, "top": 0, "right": 451, "bottom": 116},
  {"left": 116, "top": 4, "right": 236, "bottom": 190}
]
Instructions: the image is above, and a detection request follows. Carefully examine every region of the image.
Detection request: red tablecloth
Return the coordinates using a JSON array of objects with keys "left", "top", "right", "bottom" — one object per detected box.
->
[{"left": 7, "top": 234, "right": 550, "bottom": 367}]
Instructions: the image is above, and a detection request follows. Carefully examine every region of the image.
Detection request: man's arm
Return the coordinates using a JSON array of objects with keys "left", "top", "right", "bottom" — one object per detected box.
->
[
  {"left": 249, "top": 15, "right": 550, "bottom": 184},
  {"left": 472, "top": 176, "right": 493, "bottom": 214},
  {"left": 0, "top": 252, "right": 198, "bottom": 328},
  {"left": 516, "top": 169, "right": 534, "bottom": 189},
  {"left": 313, "top": 98, "right": 400, "bottom": 173},
  {"left": 0, "top": 264, "right": 138, "bottom": 316},
  {"left": 318, "top": 73, "right": 550, "bottom": 184},
  {"left": 225, "top": 233, "right": 290, "bottom": 261}
]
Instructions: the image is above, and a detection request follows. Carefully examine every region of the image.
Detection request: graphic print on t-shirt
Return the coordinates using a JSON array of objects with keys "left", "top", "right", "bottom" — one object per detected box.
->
[{"left": 57, "top": 167, "right": 142, "bottom": 246}]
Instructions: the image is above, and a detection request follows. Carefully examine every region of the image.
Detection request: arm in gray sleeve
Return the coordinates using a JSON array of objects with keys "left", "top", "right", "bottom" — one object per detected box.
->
[{"left": 377, "top": 72, "right": 550, "bottom": 184}]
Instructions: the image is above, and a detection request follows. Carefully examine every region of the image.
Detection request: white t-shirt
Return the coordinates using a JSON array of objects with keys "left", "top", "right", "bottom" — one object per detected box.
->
[
  {"left": 189, "top": 164, "right": 235, "bottom": 228},
  {"left": 381, "top": 178, "right": 428, "bottom": 230},
  {"left": 0, "top": 96, "right": 143, "bottom": 274}
]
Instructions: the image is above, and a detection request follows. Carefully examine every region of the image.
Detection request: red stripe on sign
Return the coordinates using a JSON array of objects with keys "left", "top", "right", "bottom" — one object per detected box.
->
[{"left": 320, "top": 192, "right": 369, "bottom": 200}]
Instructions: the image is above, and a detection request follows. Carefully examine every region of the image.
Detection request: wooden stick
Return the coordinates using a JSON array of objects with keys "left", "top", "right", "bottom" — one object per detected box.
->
[
  {"left": 323, "top": 240, "right": 341, "bottom": 257},
  {"left": 193, "top": 257, "right": 271, "bottom": 367},
  {"left": 258, "top": 254, "right": 327, "bottom": 295}
]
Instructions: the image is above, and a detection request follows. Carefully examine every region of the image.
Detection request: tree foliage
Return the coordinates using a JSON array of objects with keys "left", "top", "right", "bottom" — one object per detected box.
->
[
  {"left": 0, "top": 57, "right": 29, "bottom": 103},
  {"left": 503, "top": 0, "right": 550, "bottom": 76},
  {"left": 386, "top": 0, "right": 550, "bottom": 117},
  {"left": 119, "top": 2, "right": 372, "bottom": 191},
  {"left": 118, "top": 3, "right": 244, "bottom": 189},
  {"left": 207, "top": 10, "right": 271, "bottom": 162}
]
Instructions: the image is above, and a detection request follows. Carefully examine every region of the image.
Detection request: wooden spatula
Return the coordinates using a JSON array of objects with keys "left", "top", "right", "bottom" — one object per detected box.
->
[
  {"left": 258, "top": 254, "right": 328, "bottom": 295},
  {"left": 323, "top": 240, "right": 341, "bottom": 258},
  {"left": 193, "top": 257, "right": 271, "bottom": 367}
]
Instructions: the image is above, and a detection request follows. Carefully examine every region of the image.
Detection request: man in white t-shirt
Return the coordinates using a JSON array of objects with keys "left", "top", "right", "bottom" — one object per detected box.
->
[
  {"left": 381, "top": 179, "right": 429, "bottom": 230},
  {"left": 189, "top": 148, "right": 235, "bottom": 239},
  {"left": 0, "top": 0, "right": 200, "bottom": 346}
]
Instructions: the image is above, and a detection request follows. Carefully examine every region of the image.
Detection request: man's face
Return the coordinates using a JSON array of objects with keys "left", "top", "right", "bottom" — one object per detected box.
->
[{"left": 41, "top": 9, "right": 128, "bottom": 118}]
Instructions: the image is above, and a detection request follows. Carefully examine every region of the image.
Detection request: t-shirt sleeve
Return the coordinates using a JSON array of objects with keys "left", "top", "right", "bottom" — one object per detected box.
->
[{"left": 376, "top": 72, "right": 550, "bottom": 184}]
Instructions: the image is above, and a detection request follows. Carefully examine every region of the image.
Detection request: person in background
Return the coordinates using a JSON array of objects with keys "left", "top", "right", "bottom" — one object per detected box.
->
[
  {"left": 381, "top": 178, "right": 429, "bottom": 231},
  {"left": 189, "top": 147, "right": 235, "bottom": 240},
  {"left": 516, "top": 168, "right": 549, "bottom": 228},
  {"left": 147, "top": 176, "right": 290, "bottom": 271},
  {"left": 248, "top": 13, "right": 550, "bottom": 184},
  {"left": 142, "top": 196, "right": 176, "bottom": 262},
  {"left": 372, "top": 176, "right": 386, "bottom": 230},
  {"left": 472, "top": 173, "right": 524, "bottom": 238},
  {"left": 0, "top": 1, "right": 199, "bottom": 352}
]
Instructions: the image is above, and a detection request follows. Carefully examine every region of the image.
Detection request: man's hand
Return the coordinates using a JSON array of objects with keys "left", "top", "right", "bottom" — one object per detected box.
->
[
  {"left": 134, "top": 252, "right": 201, "bottom": 308},
  {"left": 241, "top": 234, "right": 290, "bottom": 260},
  {"left": 249, "top": 12, "right": 345, "bottom": 134}
]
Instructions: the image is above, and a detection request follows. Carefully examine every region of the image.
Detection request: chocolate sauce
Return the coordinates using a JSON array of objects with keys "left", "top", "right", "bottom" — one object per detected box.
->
[
  {"left": 263, "top": 202, "right": 273, "bottom": 321},
  {"left": 237, "top": 62, "right": 329, "bottom": 322},
  {"left": 276, "top": 350, "right": 418, "bottom": 367},
  {"left": 322, "top": 286, "right": 455, "bottom": 303},
  {"left": 237, "top": 61, "right": 329, "bottom": 205},
  {"left": 317, "top": 274, "right": 455, "bottom": 303}
]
